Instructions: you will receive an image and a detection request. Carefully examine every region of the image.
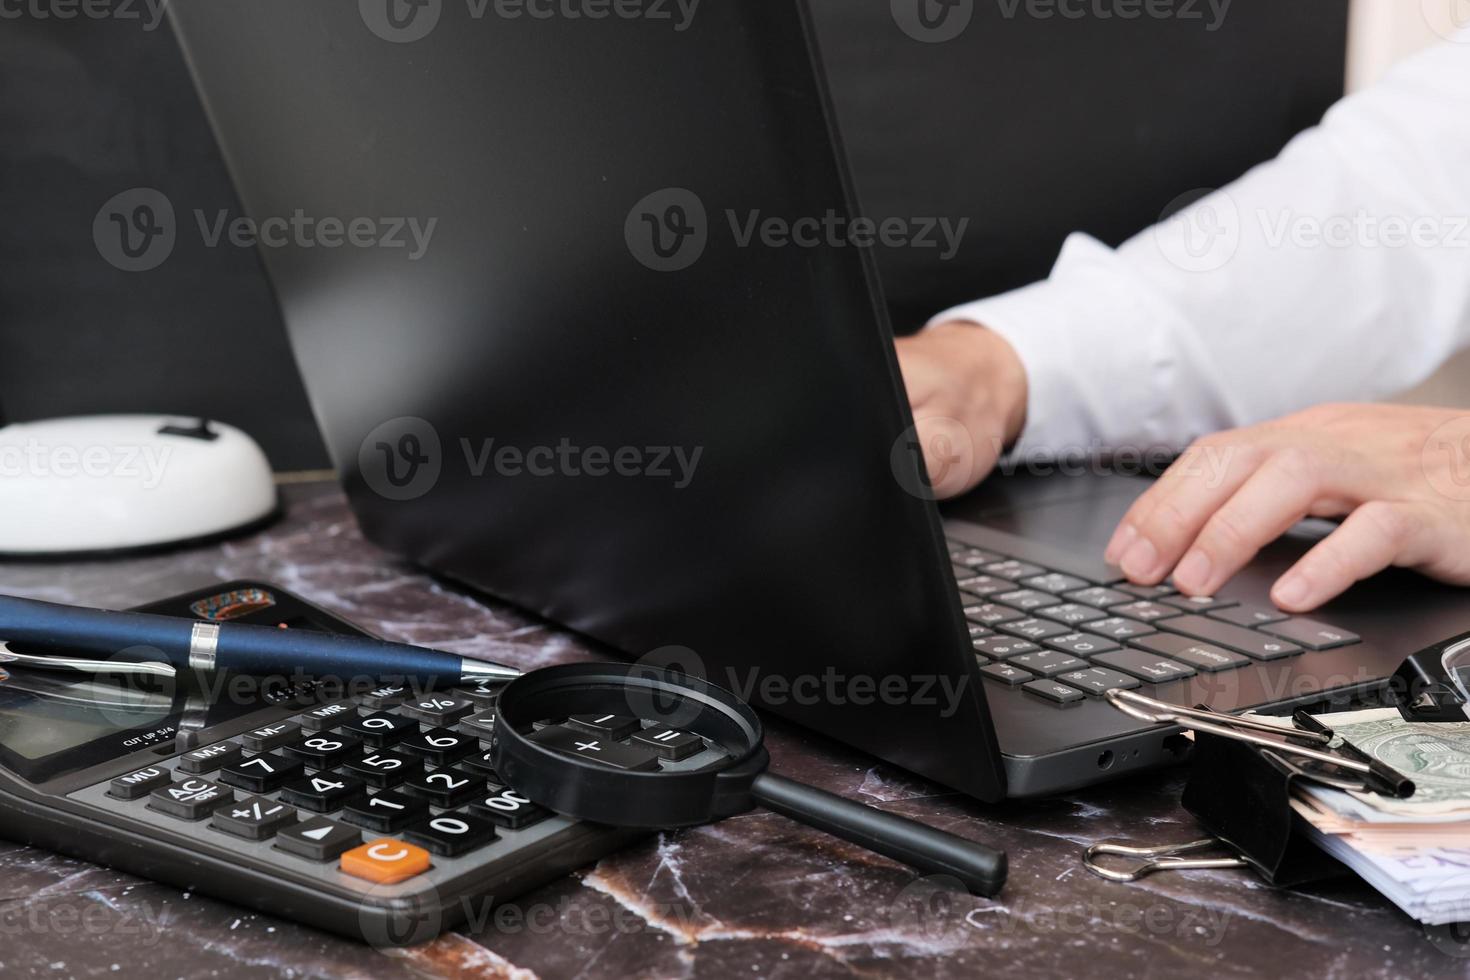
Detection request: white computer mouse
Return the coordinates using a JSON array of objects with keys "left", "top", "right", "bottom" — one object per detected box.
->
[{"left": 0, "top": 415, "right": 277, "bottom": 557}]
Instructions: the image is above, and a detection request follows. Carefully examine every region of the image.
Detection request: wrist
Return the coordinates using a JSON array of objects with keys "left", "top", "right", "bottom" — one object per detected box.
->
[{"left": 930, "top": 320, "right": 1029, "bottom": 449}]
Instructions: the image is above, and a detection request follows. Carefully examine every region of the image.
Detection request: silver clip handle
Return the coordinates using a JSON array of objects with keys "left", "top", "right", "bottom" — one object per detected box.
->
[{"left": 1084, "top": 839, "right": 1249, "bottom": 882}]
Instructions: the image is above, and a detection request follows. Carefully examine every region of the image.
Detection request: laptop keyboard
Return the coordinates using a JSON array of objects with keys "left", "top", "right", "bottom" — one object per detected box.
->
[{"left": 948, "top": 540, "right": 1362, "bottom": 708}]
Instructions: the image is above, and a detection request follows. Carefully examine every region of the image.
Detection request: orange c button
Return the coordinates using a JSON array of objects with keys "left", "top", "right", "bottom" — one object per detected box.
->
[{"left": 340, "top": 839, "right": 432, "bottom": 884}]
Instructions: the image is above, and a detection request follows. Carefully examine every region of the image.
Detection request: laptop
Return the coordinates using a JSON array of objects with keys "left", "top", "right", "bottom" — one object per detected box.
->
[{"left": 168, "top": 0, "right": 1470, "bottom": 800}]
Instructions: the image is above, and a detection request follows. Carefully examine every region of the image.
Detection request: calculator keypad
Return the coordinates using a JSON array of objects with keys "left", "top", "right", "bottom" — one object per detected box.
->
[{"left": 69, "top": 679, "right": 613, "bottom": 899}]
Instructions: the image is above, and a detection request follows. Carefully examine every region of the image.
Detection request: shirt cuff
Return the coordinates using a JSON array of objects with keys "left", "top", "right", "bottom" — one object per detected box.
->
[{"left": 927, "top": 232, "right": 1185, "bottom": 459}]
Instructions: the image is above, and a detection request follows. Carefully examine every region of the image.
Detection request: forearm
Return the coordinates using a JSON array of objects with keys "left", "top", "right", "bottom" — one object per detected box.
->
[{"left": 937, "top": 36, "right": 1470, "bottom": 457}]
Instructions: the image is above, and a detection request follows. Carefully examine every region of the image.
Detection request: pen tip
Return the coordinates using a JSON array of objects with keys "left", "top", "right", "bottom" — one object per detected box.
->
[{"left": 459, "top": 660, "right": 522, "bottom": 684}]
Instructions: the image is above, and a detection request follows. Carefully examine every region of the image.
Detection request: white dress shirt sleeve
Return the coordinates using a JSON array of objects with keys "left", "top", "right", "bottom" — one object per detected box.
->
[{"left": 931, "top": 34, "right": 1470, "bottom": 458}]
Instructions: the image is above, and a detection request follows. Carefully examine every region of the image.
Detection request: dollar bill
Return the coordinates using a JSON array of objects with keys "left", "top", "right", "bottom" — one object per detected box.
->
[{"left": 1319, "top": 708, "right": 1470, "bottom": 815}]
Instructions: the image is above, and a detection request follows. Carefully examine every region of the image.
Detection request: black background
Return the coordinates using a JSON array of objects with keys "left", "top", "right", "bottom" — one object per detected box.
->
[{"left": 0, "top": 0, "right": 1348, "bottom": 470}]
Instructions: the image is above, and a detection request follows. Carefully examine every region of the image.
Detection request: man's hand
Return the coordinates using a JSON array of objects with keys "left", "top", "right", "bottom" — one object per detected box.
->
[
  {"left": 894, "top": 322, "right": 1028, "bottom": 499},
  {"left": 1104, "top": 403, "right": 1470, "bottom": 611}
]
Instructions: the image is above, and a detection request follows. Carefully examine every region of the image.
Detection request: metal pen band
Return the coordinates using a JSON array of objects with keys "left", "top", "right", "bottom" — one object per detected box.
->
[{"left": 189, "top": 622, "right": 221, "bottom": 671}]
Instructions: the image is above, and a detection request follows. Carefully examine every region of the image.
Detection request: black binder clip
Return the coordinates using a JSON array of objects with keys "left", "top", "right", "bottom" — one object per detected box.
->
[
  {"left": 1084, "top": 690, "right": 1416, "bottom": 888},
  {"left": 1387, "top": 630, "right": 1470, "bottom": 723}
]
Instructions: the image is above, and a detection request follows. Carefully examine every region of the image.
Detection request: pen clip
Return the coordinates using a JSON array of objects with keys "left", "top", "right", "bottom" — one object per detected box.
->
[{"left": 0, "top": 641, "right": 176, "bottom": 680}]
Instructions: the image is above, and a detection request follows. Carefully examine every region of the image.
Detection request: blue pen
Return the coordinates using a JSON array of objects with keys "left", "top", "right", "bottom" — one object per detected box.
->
[{"left": 0, "top": 594, "right": 519, "bottom": 685}]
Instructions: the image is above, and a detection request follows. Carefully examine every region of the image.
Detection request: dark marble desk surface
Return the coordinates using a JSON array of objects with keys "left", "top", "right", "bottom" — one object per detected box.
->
[{"left": 0, "top": 482, "right": 1465, "bottom": 979}]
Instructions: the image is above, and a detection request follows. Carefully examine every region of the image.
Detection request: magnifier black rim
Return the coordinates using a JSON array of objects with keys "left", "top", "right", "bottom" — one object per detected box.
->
[{"left": 491, "top": 662, "right": 770, "bottom": 828}]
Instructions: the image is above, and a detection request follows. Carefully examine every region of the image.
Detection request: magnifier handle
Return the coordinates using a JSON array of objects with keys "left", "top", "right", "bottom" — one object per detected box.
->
[{"left": 750, "top": 773, "right": 1007, "bottom": 897}]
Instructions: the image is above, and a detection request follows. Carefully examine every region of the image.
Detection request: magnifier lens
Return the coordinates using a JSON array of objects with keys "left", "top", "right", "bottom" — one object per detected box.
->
[{"left": 492, "top": 664, "right": 1007, "bottom": 897}]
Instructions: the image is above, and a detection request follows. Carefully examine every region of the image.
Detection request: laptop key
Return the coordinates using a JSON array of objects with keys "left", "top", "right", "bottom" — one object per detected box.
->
[
  {"left": 1064, "top": 586, "right": 1133, "bottom": 609},
  {"left": 1118, "top": 583, "right": 1177, "bottom": 600},
  {"left": 974, "top": 637, "right": 1040, "bottom": 660},
  {"left": 966, "top": 603, "right": 1024, "bottom": 626},
  {"left": 1043, "top": 633, "right": 1120, "bottom": 658},
  {"left": 998, "top": 618, "right": 1072, "bottom": 641},
  {"left": 983, "top": 560, "right": 1048, "bottom": 581},
  {"left": 1036, "top": 603, "right": 1107, "bottom": 626},
  {"left": 979, "top": 663, "right": 1033, "bottom": 686},
  {"left": 1022, "top": 680, "right": 1086, "bottom": 705},
  {"left": 996, "top": 589, "right": 1062, "bottom": 611},
  {"left": 969, "top": 624, "right": 995, "bottom": 639},
  {"left": 1085, "top": 616, "right": 1156, "bottom": 640},
  {"left": 1021, "top": 572, "right": 1091, "bottom": 594},
  {"left": 1129, "top": 633, "right": 1249, "bottom": 672},
  {"left": 951, "top": 547, "right": 1003, "bottom": 568},
  {"left": 1162, "top": 595, "right": 1239, "bottom": 613},
  {"left": 1107, "top": 600, "right": 1181, "bottom": 622},
  {"left": 1208, "top": 604, "right": 1289, "bottom": 628},
  {"left": 1258, "top": 618, "right": 1361, "bottom": 651},
  {"left": 1008, "top": 650, "right": 1088, "bottom": 677},
  {"left": 957, "top": 575, "right": 1010, "bottom": 598},
  {"left": 1056, "top": 668, "right": 1141, "bottom": 696},
  {"left": 1158, "top": 615, "right": 1302, "bottom": 660},
  {"left": 1091, "top": 649, "right": 1197, "bottom": 683}
]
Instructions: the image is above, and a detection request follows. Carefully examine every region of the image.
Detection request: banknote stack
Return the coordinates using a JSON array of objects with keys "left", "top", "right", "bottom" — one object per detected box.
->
[{"left": 1284, "top": 707, "right": 1470, "bottom": 925}]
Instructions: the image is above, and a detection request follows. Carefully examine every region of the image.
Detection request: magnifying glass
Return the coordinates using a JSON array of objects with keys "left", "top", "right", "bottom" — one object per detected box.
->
[{"left": 490, "top": 663, "right": 1007, "bottom": 897}]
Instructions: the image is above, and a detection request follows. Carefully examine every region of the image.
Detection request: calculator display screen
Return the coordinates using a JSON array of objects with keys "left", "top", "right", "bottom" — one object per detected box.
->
[{"left": 0, "top": 671, "right": 178, "bottom": 781}]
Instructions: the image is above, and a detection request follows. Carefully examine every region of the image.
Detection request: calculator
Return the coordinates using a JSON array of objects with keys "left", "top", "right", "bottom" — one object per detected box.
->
[{"left": 0, "top": 582, "right": 640, "bottom": 945}]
